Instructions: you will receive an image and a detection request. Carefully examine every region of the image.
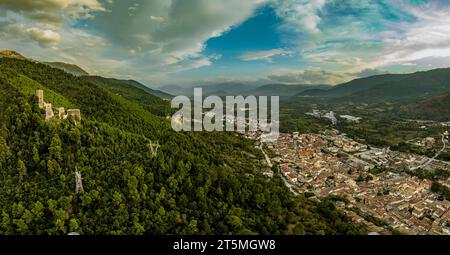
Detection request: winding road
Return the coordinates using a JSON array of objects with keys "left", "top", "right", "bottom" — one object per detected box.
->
[
  {"left": 258, "top": 144, "right": 273, "bottom": 168},
  {"left": 258, "top": 142, "right": 300, "bottom": 195}
]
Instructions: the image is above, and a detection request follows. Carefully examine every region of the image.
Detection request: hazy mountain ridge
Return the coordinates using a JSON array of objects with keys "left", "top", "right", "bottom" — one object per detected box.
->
[
  {"left": 161, "top": 82, "right": 330, "bottom": 97},
  {"left": 298, "top": 68, "right": 450, "bottom": 101},
  {"left": 122, "top": 79, "right": 173, "bottom": 99},
  {"left": 43, "top": 62, "right": 89, "bottom": 76},
  {"left": 245, "top": 84, "right": 331, "bottom": 97}
]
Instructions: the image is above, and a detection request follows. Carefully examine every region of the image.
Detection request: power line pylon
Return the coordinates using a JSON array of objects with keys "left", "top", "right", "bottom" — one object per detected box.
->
[
  {"left": 148, "top": 140, "right": 160, "bottom": 158},
  {"left": 75, "top": 167, "right": 84, "bottom": 194}
]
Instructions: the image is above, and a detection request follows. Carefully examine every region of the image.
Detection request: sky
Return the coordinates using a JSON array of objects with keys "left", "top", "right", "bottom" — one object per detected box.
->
[{"left": 1, "top": 0, "right": 450, "bottom": 87}]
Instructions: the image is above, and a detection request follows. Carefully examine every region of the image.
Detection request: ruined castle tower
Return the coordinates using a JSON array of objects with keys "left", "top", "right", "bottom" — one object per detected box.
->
[
  {"left": 44, "top": 103, "right": 54, "bottom": 121},
  {"left": 67, "top": 109, "right": 81, "bottom": 124},
  {"left": 36, "top": 90, "right": 44, "bottom": 109},
  {"left": 57, "top": 107, "right": 65, "bottom": 119}
]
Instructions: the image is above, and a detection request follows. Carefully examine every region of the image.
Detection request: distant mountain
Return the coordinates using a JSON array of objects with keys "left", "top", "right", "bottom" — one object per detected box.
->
[
  {"left": 203, "top": 82, "right": 259, "bottom": 96},
  {"left": 244, "top": 84, "right": 331, "bottom": 97},
  {"left": 298, "top": 74, "right": 407, "bottom": 98},
  {"left": 161, "top": 82, "right": 329, "bottom": 98},
  {"left": 43, "top": 62, "right": 89, "bottom": 76},
  {"left": 0, "top": 50, "right": 27, "bottom": 60},
  {"left": 297, "top": 68, "right": 450, "bottom": 102},
  {"left": 122, "top": 79, "right": 173, "bottom": 99},
  {"left": 159, "top": 84, "right": 189, "bottom": 95},
  {"left": 160, "top": 82, "right": 259, "bottom": 96},
  {"left": 353, "top": 68, "right": 450, "bottom": 101}
]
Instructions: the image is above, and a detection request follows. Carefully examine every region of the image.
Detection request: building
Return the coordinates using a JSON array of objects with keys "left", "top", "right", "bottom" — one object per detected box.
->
[
  {"left": 288, "top": 173, "right": 298, "bottom": 183},
  {"left": 340, "top": 115, "right": 362, "bottom": 123},
  {"left": 425, "top": 137, "right": 436, "bottom": 149},
  {"left": 324, "top": 111, "right": 337, "bottom": 125}
]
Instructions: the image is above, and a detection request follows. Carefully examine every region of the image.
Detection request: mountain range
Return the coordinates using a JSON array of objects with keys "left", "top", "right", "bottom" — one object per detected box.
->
[
  {"left": 298, "top": 68, "right": 450, "bottom": 101},
  {"left": 160, "top": 82, "right": 331, "bottom": 98},
  {"left": 294, "top": 68, "right": 450, "bottom": 121}
]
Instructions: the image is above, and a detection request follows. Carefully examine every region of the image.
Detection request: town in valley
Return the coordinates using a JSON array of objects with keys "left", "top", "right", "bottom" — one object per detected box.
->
[{"left": 246, "top": 113, "right": 450, "bottom": 235}]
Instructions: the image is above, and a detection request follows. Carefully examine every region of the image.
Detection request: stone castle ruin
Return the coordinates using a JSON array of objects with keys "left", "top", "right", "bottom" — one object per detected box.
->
[{"left": 36, "top": 90, "right": 81, "bottom": 124}]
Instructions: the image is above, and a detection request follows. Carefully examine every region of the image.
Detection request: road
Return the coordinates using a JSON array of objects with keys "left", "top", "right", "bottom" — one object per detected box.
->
[
  {"left": 259, "top": 142, "right": 299, "bottom": 195},
  {"left": 411, "top": 133, "right": 447, "bottom": 171},
  {"left": 258, "top": 144, "right": 273, "bottom": 168}
]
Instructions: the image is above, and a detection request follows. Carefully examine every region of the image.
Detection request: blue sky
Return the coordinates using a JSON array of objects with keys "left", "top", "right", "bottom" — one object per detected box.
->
[{"left": 1, "top": 0, "right": 450, "bottom": 86}]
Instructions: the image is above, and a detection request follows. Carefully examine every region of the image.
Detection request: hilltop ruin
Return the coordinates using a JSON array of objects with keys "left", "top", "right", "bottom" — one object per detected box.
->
[{"left": 36, "top": 90, "right": 81, "bottom": 124}]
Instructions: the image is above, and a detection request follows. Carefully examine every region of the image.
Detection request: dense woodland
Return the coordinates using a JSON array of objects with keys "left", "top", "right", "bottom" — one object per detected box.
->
[{"left": 0, "top": 58, "right": 365, "bottom": 235}]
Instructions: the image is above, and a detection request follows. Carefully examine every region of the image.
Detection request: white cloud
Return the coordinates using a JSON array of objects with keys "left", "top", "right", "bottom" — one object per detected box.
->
[
  {"left": 170, "top": 56, "right": 216, "bottom": 73},
  {"left": 272, "top": 0, "right": 326, "bottom": 33},
  {"left": 240, "top": 48, "right": 292, "bottom": 62},
  {"left": 26, "top": 27, "right": 61, "bottom": 47},
  {"left": 359, "top": 3, "right": 450, "bottom": 70}
]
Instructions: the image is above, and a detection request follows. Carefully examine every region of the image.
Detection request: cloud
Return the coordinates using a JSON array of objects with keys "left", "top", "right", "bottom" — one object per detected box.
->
[
  {"left": 272, "top": 0, "right": 326, "bottom": 33},
  {"left": 25, "top": 28, "right": 61, "bottom": 47},
  {"left": 240, "top": 48, "right": 292, "bottom": 62},
  {"left": 168, "top": 54, "right": 222, "bottom": 73},
  {"left": 0, "top": 19, "right": 61, "bottom": 48},
  {"left": 268, "top": 67, "right": 354, "bottom": 85},
  {"left": 80, "top": 0, "right": 267, "bottom": 73},
  {"left": 88, "top": 0, "right": 266, "bottom": 53},
  {"left": 0, "top": 0, "right": 106, "bottom": 26},
  {"left": 0, "top": 20, "right": 25, "bottom": 39},
  {"left": 367, "top": 3, "right": 450, "bottom": 69}
]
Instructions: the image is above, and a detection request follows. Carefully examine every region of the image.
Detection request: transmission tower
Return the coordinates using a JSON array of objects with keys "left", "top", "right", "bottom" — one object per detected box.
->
[
  {"left": 75, "top": 167, "right": 84, "bottom": 194},
  {"left": 148, "top": 140, "right": 160, "bottom": 158}
]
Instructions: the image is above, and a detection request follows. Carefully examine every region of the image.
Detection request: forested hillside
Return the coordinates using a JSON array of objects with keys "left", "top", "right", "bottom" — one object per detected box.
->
[
  {"left": 0, "top": 58, "right": 365, "bottom": 235},
  {"left": 399, "top": 92, "right": 450, "bottom": 121}
]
